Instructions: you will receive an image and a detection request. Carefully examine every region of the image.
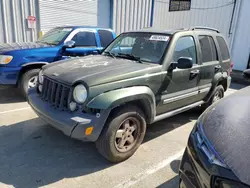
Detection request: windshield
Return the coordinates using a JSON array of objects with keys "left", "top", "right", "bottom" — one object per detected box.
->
[
  {"left": 103, "top": 32, "right": 170, "bottom": 64},
  {"left": 37, "top": 27, "right": 72, "bottom": 45}
]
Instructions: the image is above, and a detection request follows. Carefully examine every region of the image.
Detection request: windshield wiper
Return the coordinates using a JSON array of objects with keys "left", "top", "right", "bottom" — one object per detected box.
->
[
  {"left": 103, "top": 51, "right": 116, "bottom": 58},
  {"left": 117, "top": 53, "right": 143, "bottom": 63}
]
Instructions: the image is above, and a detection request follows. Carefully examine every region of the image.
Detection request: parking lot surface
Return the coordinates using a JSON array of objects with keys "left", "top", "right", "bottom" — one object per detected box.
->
[{"left": 0, "top": 83, "right": 246, "bottom": 188}]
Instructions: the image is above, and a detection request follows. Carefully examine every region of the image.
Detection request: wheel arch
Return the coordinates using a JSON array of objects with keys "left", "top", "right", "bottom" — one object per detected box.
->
[
  {"left": 18, "top": 62, "right": 48, "bottom": 84},
  {"left": 87, "top": 86, "right": 156, "bottom": 124}
]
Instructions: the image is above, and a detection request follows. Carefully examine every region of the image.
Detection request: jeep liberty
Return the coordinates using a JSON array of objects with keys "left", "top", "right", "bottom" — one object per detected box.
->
[{"left": 28, "top": 27, "right": 232, "bottom": 162}]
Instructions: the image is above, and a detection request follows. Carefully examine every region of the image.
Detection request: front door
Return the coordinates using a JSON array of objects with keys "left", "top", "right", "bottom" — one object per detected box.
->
[
  {"left": 156, "top": 36, "right": 200, "bottom": 115},
  {"left": 64, "top": 31, "right": 99, "bottom": 57}
]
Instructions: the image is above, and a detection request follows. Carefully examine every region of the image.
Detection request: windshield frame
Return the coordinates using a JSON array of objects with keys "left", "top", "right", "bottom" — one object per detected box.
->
[
  {"left": 102, "top": 32, "right": 171, "bottom": 64},
  {"left": 37, "top": 27, "right": 73, "bottom": 46}
]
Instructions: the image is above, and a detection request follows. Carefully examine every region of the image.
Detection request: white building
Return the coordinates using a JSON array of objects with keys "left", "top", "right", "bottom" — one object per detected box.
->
[{"left": 0, "top": 0, "right": 249, "bottom": 71}]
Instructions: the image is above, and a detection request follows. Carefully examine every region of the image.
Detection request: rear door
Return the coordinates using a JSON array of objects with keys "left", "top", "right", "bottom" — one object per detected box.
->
[
  {"left": 197, "top": 35, "right": 220, "bottom": 100},
  {"left": 216, "top": 36, "right": 231, "bottom": 75}
]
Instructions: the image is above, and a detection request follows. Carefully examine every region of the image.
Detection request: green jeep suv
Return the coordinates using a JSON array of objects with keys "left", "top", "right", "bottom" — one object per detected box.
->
[{"left": 28, "top": 27, "right": 232, "bottom": 162}]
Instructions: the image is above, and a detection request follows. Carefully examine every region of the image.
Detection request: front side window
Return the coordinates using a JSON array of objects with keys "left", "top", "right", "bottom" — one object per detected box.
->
[
  {"left": 104, "top": 33, "right": 170, "bottom": 64},
  {"left": 199, "top": 36, "right": 218, "bottom": 63},
  {"left": 169, "top": 0, "right": 191, "bottom": 11},
  {"left": 72, "top": 32, "right": 97, "bottom": 47},
  {"left": 37, "top": 27, "right": 72, "bottom": 45},
  {"left": 173, "top": 36, "right": 197, "bottom": 64}
]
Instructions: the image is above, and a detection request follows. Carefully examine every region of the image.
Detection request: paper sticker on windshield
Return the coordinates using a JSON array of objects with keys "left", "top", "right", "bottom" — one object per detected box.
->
[
  {"left": 149, "top": 35, "right": 169, "bottom": 41},
  {"left": 62, "top": 28, "right": 72, "bottom": 32}
]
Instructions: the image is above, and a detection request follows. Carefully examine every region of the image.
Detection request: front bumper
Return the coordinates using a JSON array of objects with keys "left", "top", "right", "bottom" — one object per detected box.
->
[
  {"left": 28, "top": 88, "right": 110, "bottom": 142},
  {"left": 0, "top": 66, "right": 21, "bottom": 85}
]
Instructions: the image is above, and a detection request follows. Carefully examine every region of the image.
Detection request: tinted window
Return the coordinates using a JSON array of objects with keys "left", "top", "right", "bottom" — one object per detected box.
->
[
  {"left": 199, "top": 36, "right": 218, "bottom": 62},
  {"left": 169, "top": 0, "right": 191, "bottom": 11},
  {"left": 216, "top": 36, "right": 230, "bottom": 60},
  {"left": 98, "top": 30, "right": 114, "bottom": 48},
  {"left": 173, "top": 36, "right": 197, "bottom": 64},
  {"left": 72, "top": 32, "right": 97, "bottom": 47},
  {"left": 104, "top": 33, "right": 170, "bottom": 64}
]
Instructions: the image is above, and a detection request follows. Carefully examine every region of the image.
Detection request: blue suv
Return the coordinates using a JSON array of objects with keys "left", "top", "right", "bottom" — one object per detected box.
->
[{"left": 0, "top": 26, "right": 116, "bottom": 96}]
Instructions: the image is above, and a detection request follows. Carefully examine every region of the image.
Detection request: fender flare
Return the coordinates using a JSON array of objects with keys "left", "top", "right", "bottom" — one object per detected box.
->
[
  {"left": 87, "top": 86, "right": 156, "bottom": 123},
  {"left": 205, "top": 72, "right": 228, "bottom": 102},
  {"left": 21, "top": 62, "right": 49, "bottom": 67}
]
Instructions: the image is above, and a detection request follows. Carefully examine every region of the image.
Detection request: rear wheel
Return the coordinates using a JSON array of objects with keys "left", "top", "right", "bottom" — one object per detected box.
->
[
  {"left": 201, "top": 85, "right": 224, "bottom": 110},
  {"left": 19, "top": 69, "right": 40, "bottom": 98},
  {"left": 95, "top": 105, "right": 146, "bottom": 163}
]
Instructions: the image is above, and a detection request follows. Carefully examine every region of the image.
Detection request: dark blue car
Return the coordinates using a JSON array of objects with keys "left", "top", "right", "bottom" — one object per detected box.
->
[{"left": 0, "top": 26, "right": 116, "bottom": 96}]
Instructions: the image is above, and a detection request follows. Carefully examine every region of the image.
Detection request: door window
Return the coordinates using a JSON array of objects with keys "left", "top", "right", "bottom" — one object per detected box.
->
[
  {"left": 216, "top": 36, "right": 230, "bottom": 61},
  {"left": 72, "top": 32, "right": 97, "bottom": 47},
  {"left": 173, "top": 36, "right": 197, "bottom": 64},
  {"left": 199, "top": 36, "right": 218, "bottom": 62},
  {"left": 98, "top": 30, "right": 114, "bottom": 48}
]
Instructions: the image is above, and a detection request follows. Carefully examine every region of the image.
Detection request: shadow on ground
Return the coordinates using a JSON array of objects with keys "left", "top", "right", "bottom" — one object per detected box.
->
[
  {"left": 0, "top": 88, "right": 24, "bottom": 104},
  {"left": 0, "top": 109, "right": 200, "bottom": 188},
  {"left": 157, "top": 176, "right": 179, "bottom": 188},
  {"left": 0, "top": 83, "right": 245, "bottom": 187}
]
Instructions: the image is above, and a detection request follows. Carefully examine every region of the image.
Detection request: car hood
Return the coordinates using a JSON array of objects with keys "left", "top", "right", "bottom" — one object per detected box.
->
[
  {"left": 43, "top": 55, "right": 160, "bottom": 86},
  {"left": 201, "top": 86, "right": 250, "bottom": 185},
  {"left": 0, "top": 42, "right": 52, "bottom": 53}
]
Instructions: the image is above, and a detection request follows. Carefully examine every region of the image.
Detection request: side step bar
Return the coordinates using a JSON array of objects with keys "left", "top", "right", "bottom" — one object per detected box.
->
[{"left": 153, "top": 101, "right": 204, "bottom": 123}]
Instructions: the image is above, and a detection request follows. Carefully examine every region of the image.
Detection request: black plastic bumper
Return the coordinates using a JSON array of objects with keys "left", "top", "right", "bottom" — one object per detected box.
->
[{"left": 28, "top": 88, "right": 110, "bottom": 142}]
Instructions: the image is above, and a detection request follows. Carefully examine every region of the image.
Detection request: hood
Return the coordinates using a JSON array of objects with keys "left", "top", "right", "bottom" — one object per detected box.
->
[
  {"left": 43, "top": 55, "right": 160, "bottom": 86},
  {"left": 0, "top": 42, "right": 52, "bottom": 53},
  {"left": 201, "top": 86, "right": 250, "bottom": 185}
]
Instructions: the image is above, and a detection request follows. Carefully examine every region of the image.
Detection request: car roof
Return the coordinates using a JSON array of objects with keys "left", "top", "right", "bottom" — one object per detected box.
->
[
  {"left": 123, "top": 26, "right": 221, "bottom": 35},
  {"left": 57, "top": 25, "right": 113, "bottom": 31}
]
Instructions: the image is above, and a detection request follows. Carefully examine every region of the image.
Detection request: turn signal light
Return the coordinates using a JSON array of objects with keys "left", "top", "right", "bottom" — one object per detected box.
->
[{"left": 85, "top": 127, "right": 94, "bottom": 135}]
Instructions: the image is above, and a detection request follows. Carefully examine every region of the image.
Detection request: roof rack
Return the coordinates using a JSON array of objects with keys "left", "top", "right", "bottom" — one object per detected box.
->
[{"left": 190, "top": 26, "right": 220, "bottom": 33}]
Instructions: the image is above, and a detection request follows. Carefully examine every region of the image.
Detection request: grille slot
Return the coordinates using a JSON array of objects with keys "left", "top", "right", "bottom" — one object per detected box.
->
[{"left": 41, "top": 77, "right": 71, "bottom": 110}]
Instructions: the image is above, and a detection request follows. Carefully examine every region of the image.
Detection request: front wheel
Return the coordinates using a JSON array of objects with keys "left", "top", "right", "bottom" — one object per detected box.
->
[
  {"left": 95, "top": 105, "right": 146, "bottom": 163},
  {"left": 19, "top": 69, "right": 40, "bottom": 98}
]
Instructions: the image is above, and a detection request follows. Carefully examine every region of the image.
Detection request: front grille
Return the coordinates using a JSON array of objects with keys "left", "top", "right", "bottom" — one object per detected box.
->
[{"left": 40, "top": 77, "right": 72, "bottom": 110}]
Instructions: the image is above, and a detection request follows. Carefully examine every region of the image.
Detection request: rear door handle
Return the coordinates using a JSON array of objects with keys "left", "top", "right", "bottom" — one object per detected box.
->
[{"left": 190, "top": 70, "right": 200, "bottom": 75}]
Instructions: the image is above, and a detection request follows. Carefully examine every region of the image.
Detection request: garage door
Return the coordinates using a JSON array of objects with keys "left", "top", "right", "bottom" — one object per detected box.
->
[{"left": 39, "top": 0, "right": 110, "bottom": 32}]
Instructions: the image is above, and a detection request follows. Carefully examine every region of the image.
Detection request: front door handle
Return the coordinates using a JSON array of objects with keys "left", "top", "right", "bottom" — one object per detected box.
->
[{"left": 190, "top": 70, "right": 200, "bottom": 75}]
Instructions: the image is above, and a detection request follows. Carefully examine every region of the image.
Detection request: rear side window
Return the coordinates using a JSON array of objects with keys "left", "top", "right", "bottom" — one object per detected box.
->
[
  {"left": 98, "top": 30, "right": 114, "bottom": 48},
  {"left": 72, "top": 32, "right": 97, "bottom": 47},
  {"left": 199, "top": 36, "right": 218, "bottom": 63},
  {"left": 216, "top": 36, "right": 230, "bottom": 60}
]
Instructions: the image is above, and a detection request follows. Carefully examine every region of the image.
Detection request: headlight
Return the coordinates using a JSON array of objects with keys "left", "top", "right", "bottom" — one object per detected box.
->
[
  {"left": 0, "top": 55, "right": 13, "bottom": 64},
  {"left": 73, "top": 84, "right": 87, "bottom": 103},
  {"left": 38, "top": 70, "right": 44, "bottom": 84}
]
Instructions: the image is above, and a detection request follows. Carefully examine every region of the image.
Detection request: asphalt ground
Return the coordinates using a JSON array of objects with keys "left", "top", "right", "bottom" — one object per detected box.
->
[{"left": 0, "top": 83, "right": 246, "bottom": 188}]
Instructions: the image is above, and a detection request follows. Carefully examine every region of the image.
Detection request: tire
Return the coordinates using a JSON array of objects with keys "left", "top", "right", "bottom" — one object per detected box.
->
[
  {"left": 95, "top": 105, "right": 146, "bottom": 163},
  {"left": 19, "top": 69, "right": 40, "bottom": 98},
  {"left": 201, "top": 85, "right": 224, "bottom": 111}
]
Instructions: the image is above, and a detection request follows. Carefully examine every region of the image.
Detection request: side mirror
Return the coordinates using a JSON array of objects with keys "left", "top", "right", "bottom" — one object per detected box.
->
[
  {"left": 63, "top": 40, "right": 75, "bottom": 49},
  {"left": 176, "top": 57, "right": 193, "bottom": 69}
]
